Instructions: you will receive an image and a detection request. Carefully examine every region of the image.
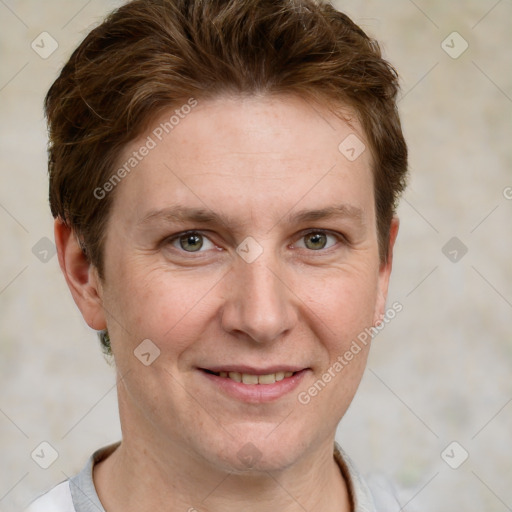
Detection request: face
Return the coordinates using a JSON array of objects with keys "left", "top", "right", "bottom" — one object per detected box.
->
[{"left": 90, "top": 94, "right": 396, "bottom": 472}]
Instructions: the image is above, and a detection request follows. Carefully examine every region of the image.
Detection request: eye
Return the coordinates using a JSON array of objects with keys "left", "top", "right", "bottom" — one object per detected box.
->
[
  {"left": 295, "top": 230, "right": 341, "bottom": 251},
  {"left": 169, "top": 231, "right": 216, "bottom": 253}
]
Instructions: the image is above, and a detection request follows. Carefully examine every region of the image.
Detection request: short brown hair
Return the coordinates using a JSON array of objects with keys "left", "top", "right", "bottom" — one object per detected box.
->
[{"left": 46, "top": 0, "right": 407, "bottom": 275}]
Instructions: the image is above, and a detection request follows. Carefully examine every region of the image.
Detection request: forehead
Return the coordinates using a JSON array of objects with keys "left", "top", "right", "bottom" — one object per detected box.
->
[{"left": 111, "top": 94, "right": 375, "bottom": 226}]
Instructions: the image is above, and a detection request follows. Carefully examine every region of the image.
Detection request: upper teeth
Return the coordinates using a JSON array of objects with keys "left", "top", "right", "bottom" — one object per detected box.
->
[{"left": 218, "top": 371, "right": 294, "bottom": 384}]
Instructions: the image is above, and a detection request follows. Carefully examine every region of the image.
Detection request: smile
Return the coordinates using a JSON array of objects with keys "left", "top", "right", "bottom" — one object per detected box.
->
[
  {"left": 204, "top": 370, "right": 295, "bottom": 385},
  {"left": 199, "top": 367, "right": 308, "bottom": 403}
]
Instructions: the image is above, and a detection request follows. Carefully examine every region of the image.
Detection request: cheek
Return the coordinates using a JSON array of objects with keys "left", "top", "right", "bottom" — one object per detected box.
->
[
  {"left": 299, "top": 264, "right": 380, "bottom": 340},
  {"left": 297, "top": 274, "right": 376, "bottom": 422},
  {"left": 103, "top": 258, "right": 223, "bottom": 354}
]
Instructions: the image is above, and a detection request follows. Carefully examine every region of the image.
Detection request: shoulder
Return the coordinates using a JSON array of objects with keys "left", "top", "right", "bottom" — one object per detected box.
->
[
  {"left": 24, "top": 442, "right": 118, "bottom": 512},
  {"left": 334, "top": 442, "right": 402, "bottom": 512},
  {"left": 365, "top": 473, "right": 403, "bottom": 511},
  {"left": 25, "top": 480, "right": 75, "bottom": 512}
]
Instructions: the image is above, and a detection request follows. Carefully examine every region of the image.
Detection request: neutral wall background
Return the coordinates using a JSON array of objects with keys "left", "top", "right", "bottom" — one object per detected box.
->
[{"left": 1, "top": 1, "right": 511, "bottom": 511}]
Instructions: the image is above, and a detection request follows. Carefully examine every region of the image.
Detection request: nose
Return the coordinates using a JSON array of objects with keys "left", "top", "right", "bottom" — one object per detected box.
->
[{"left": 220, "top": 253, "right": 298, "bottom": 344}]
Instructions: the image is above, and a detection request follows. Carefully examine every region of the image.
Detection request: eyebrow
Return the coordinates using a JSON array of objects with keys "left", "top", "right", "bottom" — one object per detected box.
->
[
  {"left": 288, "top": 204, "right": 365, "bottom": 226},
  {"left": 138, "top": 204, "right": 366, "bottom": 230}
]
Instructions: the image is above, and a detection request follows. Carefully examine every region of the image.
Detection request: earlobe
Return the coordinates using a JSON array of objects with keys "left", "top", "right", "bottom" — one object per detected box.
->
[
  {"left": 374, "top": 216, "right": 400, "bottom": 325},
  {"left": 54, "top": 218, "right": 107, "bottom": 331}
]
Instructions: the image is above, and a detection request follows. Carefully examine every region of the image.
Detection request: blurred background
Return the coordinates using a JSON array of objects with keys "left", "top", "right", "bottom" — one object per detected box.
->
[{"left": 1, "top": 1, "right": 511, "bottom": 510}]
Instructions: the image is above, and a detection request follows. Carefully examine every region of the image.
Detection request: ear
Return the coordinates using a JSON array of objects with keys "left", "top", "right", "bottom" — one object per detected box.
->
[
  {"left": 54, "top": 218, "right": 107, "bottom": 331},
  {"left": 373, "top": 216, "right": 400, "bottom": 325}
]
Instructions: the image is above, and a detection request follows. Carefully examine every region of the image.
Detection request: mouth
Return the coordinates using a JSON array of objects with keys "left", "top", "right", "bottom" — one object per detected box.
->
[
  {"left": 202, "top": 369, "right": 296, "bottom": 385},
  {"left": 198, "top": 366, "right": 308, "bottom": 402}
]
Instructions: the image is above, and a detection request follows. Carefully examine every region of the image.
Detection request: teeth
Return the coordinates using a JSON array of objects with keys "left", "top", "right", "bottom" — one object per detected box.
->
[
  {"left": 242, "top": 373, "right": 259, "bottom": 384},
  {"left": 258, "top": 373, "right": 276, "bottom": 384},
  {"left": 215, "top": 371, "right": 296, "bottom": 384},
  {"left": 228, "top": 371, "right": 242, "bottom": 382}
]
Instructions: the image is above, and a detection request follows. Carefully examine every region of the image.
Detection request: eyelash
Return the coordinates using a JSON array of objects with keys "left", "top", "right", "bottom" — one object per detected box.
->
[{"left": 163, "top": 229, "right": 348, "bottom": 256}]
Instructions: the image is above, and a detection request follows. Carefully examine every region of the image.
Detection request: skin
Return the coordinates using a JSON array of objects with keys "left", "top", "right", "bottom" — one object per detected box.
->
[{"left": 55, "top": 93, "right": 399, "bottom": 512}]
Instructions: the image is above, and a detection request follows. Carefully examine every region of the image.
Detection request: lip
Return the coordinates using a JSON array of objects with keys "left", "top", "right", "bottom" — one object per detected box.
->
[
  {"left": 198, "top": 367, "right": 309, "bottom": 403},
  {"left": 203, "top": 365, "right": 305, "bottom": 374}
]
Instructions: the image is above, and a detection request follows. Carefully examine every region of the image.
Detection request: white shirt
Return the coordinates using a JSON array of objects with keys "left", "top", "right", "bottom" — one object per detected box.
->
[{"left": 25, "top": 442, "right": 401, "bottom": 511}]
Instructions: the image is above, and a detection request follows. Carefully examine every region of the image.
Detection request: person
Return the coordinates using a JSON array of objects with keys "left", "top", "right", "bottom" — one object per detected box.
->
[{"left": 27, "top": 0, "right": 408, "bottom": 510}]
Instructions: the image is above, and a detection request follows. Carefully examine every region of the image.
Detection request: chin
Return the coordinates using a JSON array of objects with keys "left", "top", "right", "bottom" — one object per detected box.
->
[{"left": 203, "top": 422, "right": 312, "bottom": 473}]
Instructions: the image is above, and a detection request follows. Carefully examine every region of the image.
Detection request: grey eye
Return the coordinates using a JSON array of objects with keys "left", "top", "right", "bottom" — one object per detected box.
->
[
  {"left": 170, "top": 232, "right": 215, "bottom": 253},
  {"left": 178, "top": 233, "right": 203, "bottom": 252},
  {"left": 296, "top": 231, "right": 338, "bottom": 251},
  {"left": 304, "top": 232, "right": 328, "bottom": 250}
]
